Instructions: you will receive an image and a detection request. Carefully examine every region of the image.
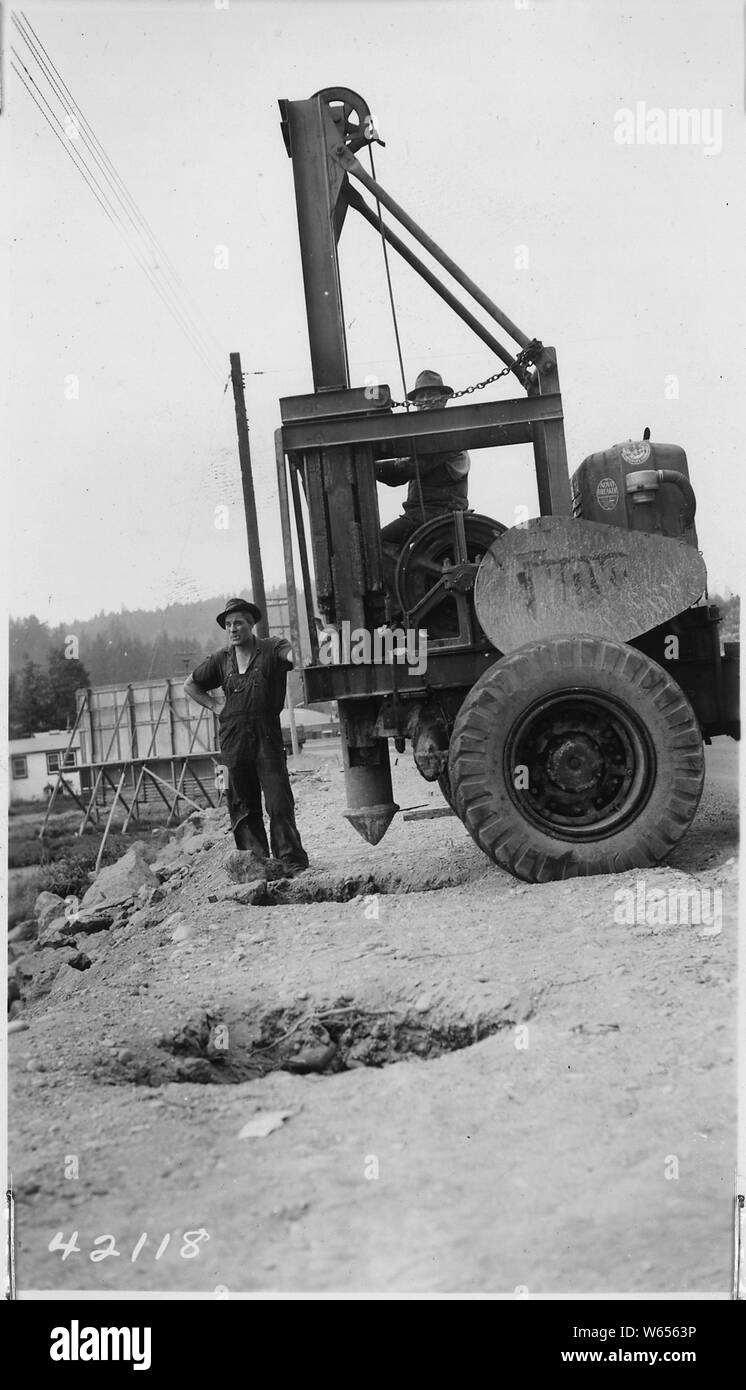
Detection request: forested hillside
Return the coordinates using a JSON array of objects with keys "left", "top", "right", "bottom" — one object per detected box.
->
[
  {"left": 9, "top": 585, "right": 295, "bottom": 682},
  {"left": 8, "top": 585, "right": 305, "bottom": 736},
  {"left": 8, "top": 590, "right": 738, "bottom": 737}
]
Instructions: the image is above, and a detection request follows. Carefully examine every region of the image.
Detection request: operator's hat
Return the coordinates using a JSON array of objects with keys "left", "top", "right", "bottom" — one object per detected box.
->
[
  {"left": 216, "top": 597, "right": 262, "bottom": 629},
  {"left": 406, "top": 369, "right": 454, "bottom": 402}
]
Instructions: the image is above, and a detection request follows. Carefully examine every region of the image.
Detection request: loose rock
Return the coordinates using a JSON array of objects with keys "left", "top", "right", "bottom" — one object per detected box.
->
[
  {"left": 34, "top": 892, "right": 66, "bottom": 928},
  {"left": 284, "top": 1043, "right": 337, "bottom": 1074},
  {"left": 126, "top": 907, "right": 156, "bottom": 932},
  {"left": 67, "top": 952, "right": 92, "bottom": 972},
  {"left": 61, "top": 913, "right": 113, "bottom": 937},
  {"left": 180, "top": 833, "right": 212, "bottom": 855},
  {"left": 81, "top": 845, "right": 158, "bottom": 909},
  {"left": 221, "top": 881, "right": 267, "bottom": 906},
  {"left": 8, "top": 919, "right": 38, "bottom": 944},
  {"left": 37, "top": 921, "right": 75, "bottom": 949},
  {"left": 238, "top": 1109, "right": 296, "bottom": 1138},
  {"left": 176, "top": 1058, "right": 214, "bottom": 1083},
  {"left": 224, "top": 850, "right": 270, "bottom": 885}
]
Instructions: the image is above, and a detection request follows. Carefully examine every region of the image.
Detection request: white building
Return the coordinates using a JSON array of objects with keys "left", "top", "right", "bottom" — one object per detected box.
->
[{"left": 8, "top": 731, "right": 81, "bottom": 805}]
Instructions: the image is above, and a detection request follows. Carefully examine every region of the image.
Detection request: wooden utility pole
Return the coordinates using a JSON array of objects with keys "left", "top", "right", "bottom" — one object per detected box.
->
[{"left": 230, "top": 351, "right": 268, "bottom": 638}]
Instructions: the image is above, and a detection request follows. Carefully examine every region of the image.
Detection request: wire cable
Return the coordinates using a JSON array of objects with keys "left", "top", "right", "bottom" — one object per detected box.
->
[
  {"left": 368, "top": 146, "right": 426, "bottom": 525},
  {"left": 12, "top": 28, "right": 222, "bottom": 380},
  {"left": 12, "top": 54, "right": 220, "bottom": 381},
  {"left": 15, "top": 10, "right": 223, "bottom": 365}
]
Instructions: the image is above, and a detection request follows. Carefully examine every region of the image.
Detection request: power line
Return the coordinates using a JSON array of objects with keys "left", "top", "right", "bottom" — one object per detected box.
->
[
  {"left": 11, "top": 60, "right": 125, "bottom": 246},
  {"left": 12, "top": 26, "right": 222, "bottom": 380},
  {"left": 15, "top": 10, "right": 223, "bottom": 363},
  {"left": 13, "top": 57, "right": 221, "bottom": 382},
  {"left": 12, "top": 55, "right": 220, "bottom": 382},
  {"left": 13, "top": 11, "right": 221, "bottom": 362},
  {"left": 11, "top": 37, "right": 220, "bottom": 378}
]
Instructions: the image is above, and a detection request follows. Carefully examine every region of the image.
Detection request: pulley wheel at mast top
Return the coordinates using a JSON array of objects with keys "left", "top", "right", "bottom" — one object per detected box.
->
[{"left": 311, "top": 87, "right": 376, "bottom": 151}]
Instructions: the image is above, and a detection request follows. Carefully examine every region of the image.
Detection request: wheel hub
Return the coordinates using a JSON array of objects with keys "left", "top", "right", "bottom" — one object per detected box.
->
[
  {"left": 546, "top": 734, "right": 604, "bottom": 792},
  {"left": 506, "top": 692, "right": 655, "bottom": 839}
]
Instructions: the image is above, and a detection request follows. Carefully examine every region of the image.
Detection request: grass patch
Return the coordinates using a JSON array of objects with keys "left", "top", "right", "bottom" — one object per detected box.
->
[
  {"left": 8, "top": 804, "right": 174, "bottom": 871},
  {"left": 7, "top": 805, "right": 177, "bottom": 924}
]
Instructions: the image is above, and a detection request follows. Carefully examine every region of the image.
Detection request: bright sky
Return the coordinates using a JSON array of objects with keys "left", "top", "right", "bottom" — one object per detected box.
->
[{"left": 6, "top": 0, "right": 746, "bottom": 626}]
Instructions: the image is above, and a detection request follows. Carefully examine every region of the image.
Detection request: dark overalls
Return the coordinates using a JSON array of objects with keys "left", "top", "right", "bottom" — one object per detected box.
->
[{"left": 191, "top": 639, "right": 308, "bottom": 869}]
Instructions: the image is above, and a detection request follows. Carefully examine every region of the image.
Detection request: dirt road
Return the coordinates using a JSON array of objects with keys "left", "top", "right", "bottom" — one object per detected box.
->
[{"left": 8, "top": 740, "right": 738, "bottom": 1295}]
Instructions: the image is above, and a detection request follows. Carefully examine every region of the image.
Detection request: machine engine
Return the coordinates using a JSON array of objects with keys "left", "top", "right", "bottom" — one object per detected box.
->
[{"left": 570, "top": 437, "right": 698, "bottom": 548}]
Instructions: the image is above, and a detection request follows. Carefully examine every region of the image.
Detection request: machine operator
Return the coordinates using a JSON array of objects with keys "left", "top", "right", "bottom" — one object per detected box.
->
[{"left": 374, "top": 369, "right": 470, "bottom": 618}]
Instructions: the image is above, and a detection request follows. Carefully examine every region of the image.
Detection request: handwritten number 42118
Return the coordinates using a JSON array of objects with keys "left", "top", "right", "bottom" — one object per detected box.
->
[{"left": 48, "top": 1230, "right": 210, "bottom": 1261}]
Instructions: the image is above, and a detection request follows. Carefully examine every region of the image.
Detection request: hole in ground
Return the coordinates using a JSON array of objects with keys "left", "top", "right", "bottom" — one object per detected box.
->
[
  {"left": 219, "top": 866, "right": 471, "bottom": 907},
  {"left": 91, "top": 998, "right": 531, "bottom": 1086}
]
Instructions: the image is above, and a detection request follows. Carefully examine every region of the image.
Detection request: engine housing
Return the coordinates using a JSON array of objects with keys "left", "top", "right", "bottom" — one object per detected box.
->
[{"left": 571, "top": 438, "right": 698, "bottom": 548}]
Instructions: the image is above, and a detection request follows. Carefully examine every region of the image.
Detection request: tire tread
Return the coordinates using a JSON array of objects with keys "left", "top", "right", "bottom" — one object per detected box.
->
[{"left": 449, "top": 634, "right": 705, "bottom": 883}]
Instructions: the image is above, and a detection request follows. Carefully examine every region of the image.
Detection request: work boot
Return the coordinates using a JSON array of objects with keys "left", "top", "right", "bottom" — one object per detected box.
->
[
  {"left": 262, "top": 857, "right": 288, "bottom": 881},
  {"left": 233, "top": 818, "right": 269, "bottom": 857},
  {"left": 257, "top": 855, "right": 309, "bottom": 881},
  {"left": 277, "top": 864, "right": 303, "bottom": 880},
  {"left": 279, "top": 855, "right": 310, "bottom": 878}
]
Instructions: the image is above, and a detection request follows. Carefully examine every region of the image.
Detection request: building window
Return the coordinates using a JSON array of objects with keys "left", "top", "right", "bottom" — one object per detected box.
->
[
  {"left": 46, "top": 750, "right": 78, "bottom": 774},
  {"left": 11, "top": 756, "right": 28, "bottom": 779}
]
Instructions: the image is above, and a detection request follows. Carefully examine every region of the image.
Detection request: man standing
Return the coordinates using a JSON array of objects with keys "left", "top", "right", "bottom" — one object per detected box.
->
[
  {"left": 374, "top": 369, "right": 470, "bottom": 616},
  {"left": 184, "top": 598, "right": 309, "bottom": 875}
]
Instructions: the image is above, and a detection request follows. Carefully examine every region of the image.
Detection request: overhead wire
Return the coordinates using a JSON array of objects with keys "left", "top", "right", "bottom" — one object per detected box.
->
[
  {"left": 12, "top": 56, "right": 219, "bottom": 382},
  {"left": 15, "top": 10, "right": 223, "bottom": 364},
  {"left": 368, "top": 145, "right": 426, "bottom": 524},
  {"left": 11, "top": 21, "right": 222, "bottom": 381},
  {"left": 11, "top": 59, "right": 131, "bottom": 251},
  {"left": 12, "top": 53, "right": 220, "bottom": 381},
  {"left": 13, "top": 9, "right": 220, "bottom": 362},
  {"left": 10, "top": 16, "right": 272, "bottom": 646}
]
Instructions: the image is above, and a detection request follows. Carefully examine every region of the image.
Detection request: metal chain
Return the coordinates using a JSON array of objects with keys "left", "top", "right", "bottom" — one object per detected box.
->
[
  {"left": 449, "top": 364, "right": 512, "bottom": 399},
  {"left": 387, "top": 340, "right": 543, "bottom": 409}
]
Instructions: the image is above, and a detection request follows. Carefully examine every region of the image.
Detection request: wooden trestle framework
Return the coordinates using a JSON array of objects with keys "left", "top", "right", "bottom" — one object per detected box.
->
[{"left": 39, "top": 678, "right": 223, "bottom": 871}]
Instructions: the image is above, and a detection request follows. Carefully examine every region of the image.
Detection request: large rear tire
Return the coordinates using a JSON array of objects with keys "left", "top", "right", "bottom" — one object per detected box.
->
[{"left": 448, "top": 635, "right": 705, "bottom": 883}]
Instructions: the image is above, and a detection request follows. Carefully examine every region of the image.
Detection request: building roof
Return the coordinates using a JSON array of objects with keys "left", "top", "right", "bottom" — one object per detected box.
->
[{"left": 10, "top": 732, "right": 80, "bottom": 754}]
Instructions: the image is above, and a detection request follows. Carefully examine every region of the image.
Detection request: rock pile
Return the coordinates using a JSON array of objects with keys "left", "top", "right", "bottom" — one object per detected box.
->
[{"left": 7, "top": 808, "right": 230, "bottom": 1022}]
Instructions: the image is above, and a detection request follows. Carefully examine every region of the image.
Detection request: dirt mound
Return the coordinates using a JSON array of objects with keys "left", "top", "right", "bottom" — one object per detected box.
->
[{"left": 7, "top": 746, "right": 738, "bottom": 1294}]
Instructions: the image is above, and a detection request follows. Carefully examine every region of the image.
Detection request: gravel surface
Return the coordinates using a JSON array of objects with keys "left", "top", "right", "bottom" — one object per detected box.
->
[{"left": 8, "top": 740, "right": 738, "bottom": 1295}]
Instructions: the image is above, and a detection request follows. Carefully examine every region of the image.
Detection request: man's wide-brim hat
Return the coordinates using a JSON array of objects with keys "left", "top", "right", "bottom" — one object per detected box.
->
[
  {"left": 406, "top": 369, "right": 454, "bottom": 402},
  {"left": 216, "top": 597, "right": 262, "bottom": 629}
]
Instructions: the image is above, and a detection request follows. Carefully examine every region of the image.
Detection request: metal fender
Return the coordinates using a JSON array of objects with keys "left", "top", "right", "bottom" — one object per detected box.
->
[{"left": 474, "top": 516, "right": 708, "bottom": 653}]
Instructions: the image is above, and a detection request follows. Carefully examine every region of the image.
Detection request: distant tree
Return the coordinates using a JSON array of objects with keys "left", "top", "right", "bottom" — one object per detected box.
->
[
  {"left": 10, "top": 589, "right": 315, "bottom": 689},
  {"left": 10, "top": 659, "right": 53, "bottom": 735},
  {"left": 46, "top": 649, "right": 91, "bottom": 728},
  {"left": 8, "top": 672, "right": 24, "bottom": 738},
  {"left": 83, "top": 633, "right": 115, "bottom": 685},
  {"left": 10, "top": 615, "right": 53, "bottom": 671}
]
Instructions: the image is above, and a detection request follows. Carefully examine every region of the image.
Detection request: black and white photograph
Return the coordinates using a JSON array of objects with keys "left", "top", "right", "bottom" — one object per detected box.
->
[{"left": 3, "top": 0, "right": 743, "bottom": 1320}]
